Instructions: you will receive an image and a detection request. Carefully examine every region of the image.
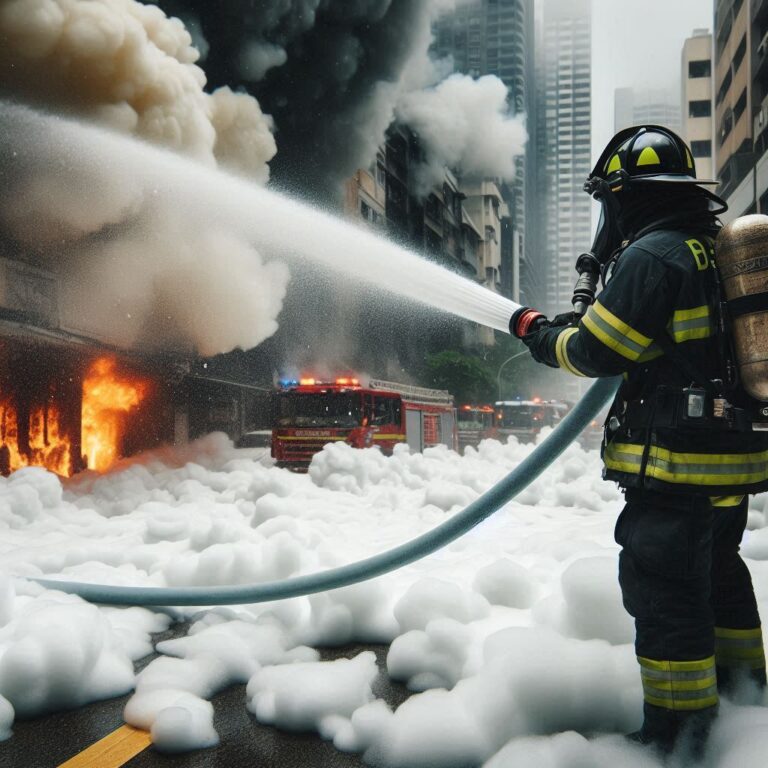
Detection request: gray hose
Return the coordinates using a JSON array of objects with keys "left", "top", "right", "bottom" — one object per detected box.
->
[{"left": 32, "top": 377, "right": 621, "bottom": 606}]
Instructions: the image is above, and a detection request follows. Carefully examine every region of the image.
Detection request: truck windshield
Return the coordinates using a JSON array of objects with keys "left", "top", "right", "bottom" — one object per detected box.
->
[
  {"left": 458, "top": 411, "right": 492, "bottom": 429},
  {"left": 497, "top": 405, "right": 544, "bottom": 428},
  {"left": 275, "top": 392, "right": 362, "bottom": 428}
]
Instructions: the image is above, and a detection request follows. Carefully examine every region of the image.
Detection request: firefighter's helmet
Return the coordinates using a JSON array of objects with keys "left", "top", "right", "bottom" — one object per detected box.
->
[{"left": 587, "top": 125, "right": 717, "bottom": 193}]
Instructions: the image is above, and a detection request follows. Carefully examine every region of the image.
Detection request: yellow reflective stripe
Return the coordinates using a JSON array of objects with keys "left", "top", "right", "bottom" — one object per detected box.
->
[
  {"left": 582, "top": 302, "right": 652, "bottom": 362},
  {"left": 555, "top": 328, "right": 587, "bottom": 376},
  {"left": 278, "top": 436, "right": 347, "bottom": 441},
  {"left": 639, "top": 656, "right": 718, "bottom": 710},
  {"left": 643, "top": 693, "right": 719, "bottom": 711},
  {"left": 714, "top": 645, "right": 765, "bottom": 659},
  {"left": 670, "top": 305, "right": 713, "bottom": 342},
  {"left": 673, "top": 306, "right": 709, "bottom": 322},
  {"left": 373, "top": 434, "right": 406, "bottom": 440},
  {"left": 710, "top": 495, "right": 745, "bottom": 507},
  {"left": 639, "top": 656, "right": 715, "bottom": 673},
  {"left": 673, "top": 326, "right": 712, "bottom": 342},
  {"left": 605, "top": 442, "right": 768, "bottom": 485},
  {"left": 592, "top": 301, "right": 652, "bottom": 347},
  {"left": 642, "top": 675, "right": 717, "bottom": 692},
  {"left": 715, "top": 627, "right": 763, "bottom": 640}
]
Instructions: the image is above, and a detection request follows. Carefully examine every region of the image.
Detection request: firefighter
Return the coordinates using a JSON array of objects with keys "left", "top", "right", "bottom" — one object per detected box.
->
[{"left": 511, "top": 126, "right": 768, "bottom": 755}]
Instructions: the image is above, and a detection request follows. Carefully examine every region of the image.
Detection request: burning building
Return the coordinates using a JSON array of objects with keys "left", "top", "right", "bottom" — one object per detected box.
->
[{"left": 0, "top": 248, "right": 264, "bottom": 478}]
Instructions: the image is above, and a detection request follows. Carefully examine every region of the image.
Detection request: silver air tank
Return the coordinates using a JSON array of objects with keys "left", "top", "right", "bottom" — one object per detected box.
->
[{"left": 716, "top": 214, "right": 768, "bottom": 401}]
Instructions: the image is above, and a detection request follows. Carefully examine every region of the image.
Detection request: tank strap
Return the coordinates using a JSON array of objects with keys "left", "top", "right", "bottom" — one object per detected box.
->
[{"left": 726, "top": 291, "right": 768, "bottom": 318}]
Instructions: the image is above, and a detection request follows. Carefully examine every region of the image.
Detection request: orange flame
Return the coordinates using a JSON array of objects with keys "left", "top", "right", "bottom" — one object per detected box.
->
[
  {"left": 81, "top": 357, "right": 149, "bottom": 472},
  {"left": 0, "top": 399, "right": 72, "bottom": 476}
]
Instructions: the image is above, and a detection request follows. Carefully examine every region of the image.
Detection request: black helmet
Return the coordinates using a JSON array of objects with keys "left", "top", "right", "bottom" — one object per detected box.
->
[
  {"left": 587, "top": 124, "right": 717, "bottom": 194},
  {"left": 584, "top": 125, "right": 726, "bottom": 266}
]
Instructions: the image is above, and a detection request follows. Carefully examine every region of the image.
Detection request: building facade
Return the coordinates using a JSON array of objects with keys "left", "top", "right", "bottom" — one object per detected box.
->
[
  {"left": 713, "top": 0, "right": 768, "bottom": 219},
  {"left": 614, "top": 87, "right": 683, "bottom": 134},
  {"left": 714, "top": 0, "right": 752, "bottom": 204},
  {"left": 681, "top": 29, "right": 715, "bottom": 181},
  {"left": 432, "top": 0, "right": 537, "bottom": 307},
  {"left": 538, "top": 0, "right": 592, "bottom": 318}
]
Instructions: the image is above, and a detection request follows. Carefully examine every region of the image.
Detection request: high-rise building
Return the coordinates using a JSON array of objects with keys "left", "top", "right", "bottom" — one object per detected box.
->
[
  {"left": 613, "top": 87, "right": 683, "bottom": 134},
  {"left": 711, "top": 0, "right": 768, "bottom": 219},
  {"left": 538, "top": 0, "right": 592, "bottom": 318},
  {"left": 681, "top": 29, "right": 715, "bottom": 181},
  {"left": 433, "top": 0, "right": 537, "bottom": 307},
  {"left": 714, "top": 0, "right": 752, "bottom": 206}
]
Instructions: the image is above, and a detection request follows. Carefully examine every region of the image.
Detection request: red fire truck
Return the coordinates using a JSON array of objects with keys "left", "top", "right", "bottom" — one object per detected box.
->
[
  {"left": 456, "top": 404, "right": 495, "bottom": 451},
  {"left": 271, "top": 377, "right": 456, "bottom": 471}
]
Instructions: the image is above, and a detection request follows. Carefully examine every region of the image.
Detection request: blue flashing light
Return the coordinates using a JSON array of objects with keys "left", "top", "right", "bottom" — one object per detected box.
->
[{"left": 279, "top": 378, "right": 299, "bottom": 388}]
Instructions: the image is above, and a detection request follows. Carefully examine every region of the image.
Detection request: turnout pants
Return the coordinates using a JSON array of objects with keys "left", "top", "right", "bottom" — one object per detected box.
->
[{"left": 615, "top": 491, "right": 766, "bottom": 747}]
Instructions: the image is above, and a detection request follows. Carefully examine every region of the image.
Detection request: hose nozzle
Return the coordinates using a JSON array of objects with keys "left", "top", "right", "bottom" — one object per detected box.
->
[{"left": 572, "top": 252, "right": 601, "bottom": 317}]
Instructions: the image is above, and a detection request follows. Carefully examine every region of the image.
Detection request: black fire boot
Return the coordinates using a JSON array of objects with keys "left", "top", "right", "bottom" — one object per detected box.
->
[{"left": 625, "top": 702, "right": 717, "bottom": 760}]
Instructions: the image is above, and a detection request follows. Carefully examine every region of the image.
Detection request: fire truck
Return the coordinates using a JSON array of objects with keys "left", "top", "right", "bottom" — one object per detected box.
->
[
  {"left": 456, "top": 404, "right": 495, "bottom": 451},
  {"left": 271, "top": 377, "right": 456, "bottom": 471},
  {"left": 492, "top": 399, "right": 569, "bottom": 443}
]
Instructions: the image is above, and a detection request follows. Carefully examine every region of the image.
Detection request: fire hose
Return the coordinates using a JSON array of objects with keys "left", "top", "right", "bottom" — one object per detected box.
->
[{"left": 32, "top": 375, "right": 620, "bottom": 606}]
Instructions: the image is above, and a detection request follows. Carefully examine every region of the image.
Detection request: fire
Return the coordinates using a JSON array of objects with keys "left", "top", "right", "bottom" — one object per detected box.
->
[
  {"left": 0, "top": 398, "right": 72, "bottom": 477},
  {"left": 81, "top": 357, "right": 149, "bottom": 472}
]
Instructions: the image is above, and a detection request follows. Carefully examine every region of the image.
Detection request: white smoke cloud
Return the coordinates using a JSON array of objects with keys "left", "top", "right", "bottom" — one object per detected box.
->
[
  {"left": 0, "top": 0, "right": 284, "bottom": 355},
  {"left": 0, "top": 104, "right": 290, "bottom": 356},
  {"left": 396, "top": 74, "right": 528, "bottom": 193},
  {"left": 0, "top": 0, "right": 276, "bottom": 175},
  {"left": 239, "top": 41, "right": 288, "bottom": 82}
]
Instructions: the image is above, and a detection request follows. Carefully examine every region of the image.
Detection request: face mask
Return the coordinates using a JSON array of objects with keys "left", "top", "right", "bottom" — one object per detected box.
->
[{"left": 585, "top": 177, "right": 623, "bottom": 265}]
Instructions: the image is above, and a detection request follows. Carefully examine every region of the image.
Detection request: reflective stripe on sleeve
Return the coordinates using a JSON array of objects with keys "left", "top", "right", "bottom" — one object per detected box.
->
[
  {"left": 604, "top": 442, "right": 768, "bottom": 486},
  {"left": 581, "top": 301, "right": 653, "bottom": 362},
  {"left": 638, "top": 656, "right": 718, "bottom": 711},
  {"left": 555, "top": 328, "right": 588, "bottom": 376},
  {"left": 671, "top": 305, "right": 713, "bottom": 342},
  {"left": 715, "top": 626, "right": 766, "bottom": 670}
]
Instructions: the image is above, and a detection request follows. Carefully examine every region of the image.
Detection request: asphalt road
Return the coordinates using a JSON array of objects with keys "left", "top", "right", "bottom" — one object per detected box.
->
[{"left": 3, "top": 623, "right": 412, "bottom": 768}]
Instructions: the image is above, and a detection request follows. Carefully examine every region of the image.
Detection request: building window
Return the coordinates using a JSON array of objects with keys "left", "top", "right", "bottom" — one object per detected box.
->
[
  {"left": 688, "top": 59, "right": 711, "bottom": 78},
  {"left": 717, "top": 68, "right": 732, "bottom": 106},
  {"left": 733, "top": 34, "right": 747, "bottom": 73},
  {"left": 689, "top": 99, "right": 712, "bottom": 118},
  {"left": 734, "top": 88, "right": 747, "bottom": 122},
  {"left": 691, "top": 140, "right": 712, "bottom": 157}
]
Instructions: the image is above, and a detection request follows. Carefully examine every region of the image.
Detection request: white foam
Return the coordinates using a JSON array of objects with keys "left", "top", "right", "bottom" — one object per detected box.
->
[{"left": 2, "top": 433, "right": 766, "bottom": 765}]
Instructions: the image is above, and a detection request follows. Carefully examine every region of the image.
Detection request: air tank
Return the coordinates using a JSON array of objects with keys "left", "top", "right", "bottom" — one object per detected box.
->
[{"left": 716, "top": 214, "right": 768, "bottom": 401}]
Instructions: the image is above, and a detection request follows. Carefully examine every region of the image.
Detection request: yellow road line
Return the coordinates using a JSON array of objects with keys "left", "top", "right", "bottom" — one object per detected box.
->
[{"left": 58, "top": 724, "right": 152, "bottom": 768}]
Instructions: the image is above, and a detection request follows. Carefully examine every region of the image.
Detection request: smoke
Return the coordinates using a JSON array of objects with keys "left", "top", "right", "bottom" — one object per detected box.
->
[
  {"left": 0, "top": 0, "right": 276, "bottom": 177},
  {"left": 0, "top": 103, "right": 289, "bottom": 356},
  {"left": 172, "top": 0, "right": 524, "bottom": 199},
  {"left": 397, "top": 74, "right": 528, "bottom": 194},
  {"left": 0, "top": 0, "right": 285, "bottom": 356}
]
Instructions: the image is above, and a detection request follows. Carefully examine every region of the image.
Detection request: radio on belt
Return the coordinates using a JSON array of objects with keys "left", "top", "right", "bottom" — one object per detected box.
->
[{"left": 683, "top": 387, "right": 707, "bottom": 419}]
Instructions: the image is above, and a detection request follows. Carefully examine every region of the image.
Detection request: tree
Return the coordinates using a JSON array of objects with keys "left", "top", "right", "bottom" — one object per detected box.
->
[{"left": 425, "top": 350, "right": 495, "bottom": 403}]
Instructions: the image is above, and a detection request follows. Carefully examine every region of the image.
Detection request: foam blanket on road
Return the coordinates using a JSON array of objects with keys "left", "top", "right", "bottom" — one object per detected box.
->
[{"left": 2, "top": 432, "right": 768, "bottom": 765}]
